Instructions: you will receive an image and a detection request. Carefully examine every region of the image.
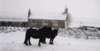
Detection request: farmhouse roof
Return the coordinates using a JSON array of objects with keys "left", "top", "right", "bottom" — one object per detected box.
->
[
  {"left": 0, "top": 17, "right": 28, "bottom": 22},
  {"left": 0, "top": 14, "right": 66, "bottom": 22},
  {"left": 30, "top": 14, "right": 66, "bottom": 21}
]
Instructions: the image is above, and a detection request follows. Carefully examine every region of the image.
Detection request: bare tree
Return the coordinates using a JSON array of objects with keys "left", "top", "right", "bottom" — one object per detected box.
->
[
  {"left": 62, "top": 7, "right": 72, "bottom": 30},
  {"left": 27, "top": 8, "right": 32, "bottom": 27},
  {"left": 66, "top": 13, "right": 72, "bottom": 29}
]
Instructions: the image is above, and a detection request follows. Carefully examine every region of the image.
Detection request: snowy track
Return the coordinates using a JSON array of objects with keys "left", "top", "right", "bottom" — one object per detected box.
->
[{"left": 0, "top": 31, "right": 100, "bottom": 51}]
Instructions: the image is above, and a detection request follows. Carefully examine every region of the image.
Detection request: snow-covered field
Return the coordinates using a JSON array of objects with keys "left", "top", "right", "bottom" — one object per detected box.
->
[{"left": 0, "top": 27, "right": 100, "bottom": 51}]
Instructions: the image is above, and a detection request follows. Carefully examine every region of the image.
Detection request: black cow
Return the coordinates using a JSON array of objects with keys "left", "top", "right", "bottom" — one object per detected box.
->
[
  {"left": 24, "top": 26, "right": 58, "bottom": 46},
  {"left": 24, "top": 27, "right": 45, "bottom": 46},
  {"left": 39, "top": 26, "right": 58, "bottom": 44}
]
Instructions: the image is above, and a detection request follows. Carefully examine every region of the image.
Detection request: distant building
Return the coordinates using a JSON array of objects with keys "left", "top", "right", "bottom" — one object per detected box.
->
[
  {"left": 0, "top": 16, "right": 66, "bottom": 28},
  {"left": 0, "top": 17, "right": 28, "bottom": 27},
  {"left": 29, "top": 19, "right": 65, "bottom": 28}
]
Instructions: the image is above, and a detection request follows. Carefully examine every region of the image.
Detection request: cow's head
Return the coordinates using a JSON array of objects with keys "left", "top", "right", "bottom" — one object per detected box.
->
[{"left": 53, "top": 29, "right": 58, "bottom": 36}]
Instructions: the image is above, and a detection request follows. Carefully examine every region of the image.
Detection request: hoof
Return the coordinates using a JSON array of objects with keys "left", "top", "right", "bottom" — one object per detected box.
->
[
  {"left": 49, "top": 42, "right": 54, "bottom": 45},
  {"left": 29, "top": 43, "right": 32, "bottom": 46},
  {"left": 38, "top": 43, "right": 41, "bottom": 47},
  {"left": 41, "top": 42, "right": 46, "bottom": 44},
  {"left": 38, "top": 44, "right": 41, "bottom": 47},
  {"left": 24, "top": 43, "right": 28, "bottom": 46}
]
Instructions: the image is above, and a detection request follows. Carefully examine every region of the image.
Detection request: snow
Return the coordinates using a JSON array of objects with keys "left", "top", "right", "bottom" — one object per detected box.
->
[{"left": 0, "top": 28, "right": 100, "bottom": 51}]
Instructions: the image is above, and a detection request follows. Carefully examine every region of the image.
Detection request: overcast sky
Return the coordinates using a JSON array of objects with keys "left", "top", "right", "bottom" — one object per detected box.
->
[{"left": 0, "top": 0, "right": 100, "bottom": 27}]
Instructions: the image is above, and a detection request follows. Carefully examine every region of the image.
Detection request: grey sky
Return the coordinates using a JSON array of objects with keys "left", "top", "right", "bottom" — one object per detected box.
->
[{"left": 0, "top": 0, "right": 100, "bottom": 27}]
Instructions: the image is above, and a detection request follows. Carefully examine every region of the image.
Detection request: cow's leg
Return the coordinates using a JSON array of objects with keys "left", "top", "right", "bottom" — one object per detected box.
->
[
  {"left": 41, "top": 37, "right": 46, "bottom": 44},
  {"left": 28, "top": 37, "right": 32, "bottom": 45},
  {"left": 24, "top": 35, "right": 29, "bottom": 45},
  {"left": 49, "top": 38, "right": 54, "bottom": 45},
  {"left": 38, "top": 39, "right": 41, "bottom": 47},
  {"left": 24, "top": 36, "right": 29, "bottom": 46}
]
